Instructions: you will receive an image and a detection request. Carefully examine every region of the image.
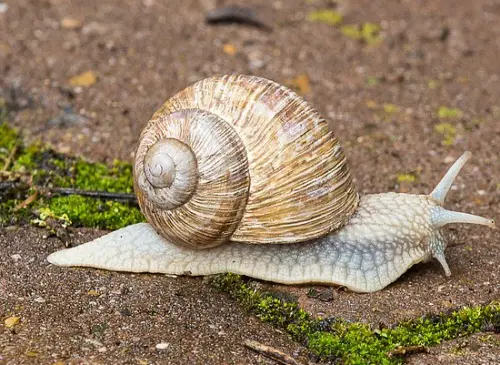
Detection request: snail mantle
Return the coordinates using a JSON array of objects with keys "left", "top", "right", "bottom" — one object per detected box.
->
[{"left": 47, "top": 74, "right": 495, "bottom": 293}]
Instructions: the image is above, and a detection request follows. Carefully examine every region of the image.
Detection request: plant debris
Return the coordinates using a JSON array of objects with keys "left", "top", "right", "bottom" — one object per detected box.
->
[
  {"left": 307, "top": 10, "right": 343, "bottom": 26},
  {"left": 68, "top": 71, "right": 97, "bottom": 87},
  {"left": 243, "top": 340, "right": 305, "bottom": 365},
  {"left": 206, "top": 6, "right": 272, "bottom": 31}
]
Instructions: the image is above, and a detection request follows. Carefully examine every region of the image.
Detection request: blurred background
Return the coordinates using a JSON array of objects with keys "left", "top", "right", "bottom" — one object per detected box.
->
[{"left": 1, "top": 0, "right": 499, "bottom": 194}]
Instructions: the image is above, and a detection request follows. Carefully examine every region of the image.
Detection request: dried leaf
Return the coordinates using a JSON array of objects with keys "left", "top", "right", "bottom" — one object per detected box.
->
[
  {"left": 222, "top": 43, "right": 237, "bottom": 56},
  {"left": 61, "top": 17, "right": 83, "bottom": 30},
  {"left": 69, "top": 71, "right": 97, "bottom": 87},
  {"left": 286, "top": 74, "right": 311, "bottom": 95},
  {"left": 14, "top": 190, "right": 39, "bottom": 211},
  {"left": 4, "top": 316, "right": 20, "bottom": 328}
]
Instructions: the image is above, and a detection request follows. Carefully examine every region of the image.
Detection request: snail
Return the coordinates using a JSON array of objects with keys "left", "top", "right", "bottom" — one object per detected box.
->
[{"left": 47, "top": 74, "right": 495, "bottom": 293}]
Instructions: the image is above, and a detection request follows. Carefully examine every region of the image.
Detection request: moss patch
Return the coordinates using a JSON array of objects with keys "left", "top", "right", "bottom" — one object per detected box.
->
[
  {"left": 0, "top": 123, "right": 21, "bottom": 152},
  {"left": 307, "top": 10, "right": 343, "bottom": 26},
  {"left": 72, "top": 160, "right": 134, "bottom": 193},
  {"left": 49, "top": 195, "right": 144, "bottom": 230},
  {"left": 434, "top": 122, "right": 458, "bottom": 146},
  {"left": 396, "top": 173, "right": 417, "bottom": 183},
  {"left": 306, "top": 12, "right": 382, "bottom": 45},
  {"left": 437, "top": 106, "right": 463, "bottom": 119},
  {"left": 212, "top": 274, "right": 500, "bottom": 364},
  {"left": 0, "top": 113, "right": 143, "bottom": 229},
  {"left": 341, "top": 23, "right": 382, "bottom": 45}
]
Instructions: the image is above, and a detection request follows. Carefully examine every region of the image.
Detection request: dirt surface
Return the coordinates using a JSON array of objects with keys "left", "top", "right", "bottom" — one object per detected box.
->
[
  {"left": 0, "top": 227, "right": 306, "bottom": 365},
  {"left": 1, "top": 0, "right": 499, "bottom": 364},
  {"left": 406, "top": 333, "right": 500, "bottom": 365}
]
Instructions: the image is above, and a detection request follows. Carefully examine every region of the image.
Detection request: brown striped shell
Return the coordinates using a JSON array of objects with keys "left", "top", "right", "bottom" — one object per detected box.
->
[{"left": 133, "top": 74, "right": 359, "bottom": 249}]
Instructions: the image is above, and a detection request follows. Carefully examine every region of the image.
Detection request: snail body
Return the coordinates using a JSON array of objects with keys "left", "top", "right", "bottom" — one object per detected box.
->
[{"left": 47, "top": 75, "right": 494, "bottom": 293}]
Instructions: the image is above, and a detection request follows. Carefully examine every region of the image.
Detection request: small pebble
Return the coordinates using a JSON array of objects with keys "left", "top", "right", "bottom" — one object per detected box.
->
[
  {"left": 156, "top": 343, "right": 169, "bottom": 350},
  {"left": 48, "top": 107, "right": 89, "bottom": 128},
  {"left": 11, "top": 254, "right": 22, "bottom": 261},
  {"left": 444, "top": 155, "right": 455, "bottom": 164},
  {"left": 61, "top": 17, "right": 82, "bottom": 30},
  {"left": 248, "top": 58, "right": 265, "bottom": 70},
  {"left": 84, "top": 338, "right": 104, "bottom": 347}
]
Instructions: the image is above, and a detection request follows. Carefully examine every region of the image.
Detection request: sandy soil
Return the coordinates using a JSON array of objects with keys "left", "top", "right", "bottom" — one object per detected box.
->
[{"left": 1, "top": 0, "right": 499, "bottom": 364}]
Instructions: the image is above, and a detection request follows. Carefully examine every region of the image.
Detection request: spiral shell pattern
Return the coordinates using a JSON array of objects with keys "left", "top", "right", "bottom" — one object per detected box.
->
[
  {"left": 134, "top": 109, "right": 250, "bottom": 249},
  {"left": 134, "top": 74, "right": 359, "bottom": 249}
]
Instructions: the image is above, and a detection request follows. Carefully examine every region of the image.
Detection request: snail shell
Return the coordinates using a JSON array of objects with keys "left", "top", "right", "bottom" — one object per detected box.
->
[{"left": 134, "top": 74, "right": 359, "bottom": 249}]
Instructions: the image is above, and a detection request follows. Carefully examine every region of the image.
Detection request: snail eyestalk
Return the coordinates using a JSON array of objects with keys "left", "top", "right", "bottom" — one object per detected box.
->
[
  {"left": 430, "top": 151, "right": 471, "bottom": 204},
  {"left": 431, "top": 208, "right": 495, "bottom": 229},
  {"left": 426, "top": 152, "right": 495, "bottom": 277},
  {"left": 428, "top": 151, "right": 495, "bottom": 229}
]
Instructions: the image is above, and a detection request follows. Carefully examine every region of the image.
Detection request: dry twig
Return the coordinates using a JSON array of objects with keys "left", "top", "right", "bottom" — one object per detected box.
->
[
  {"left": 14, "top": 190, "right": 39, "bottom": 211},
  {"left": 2, "top": 145, "right": 18, "bottom": 172},
  {"left": 44, "top": 187, "right": 137, "bottom": 204},
  {"left": 243, "top": 340, "right": 305, "bottom": 365},
  {"left": 388, "top": 345, "right": 428, "bottom": 357}
]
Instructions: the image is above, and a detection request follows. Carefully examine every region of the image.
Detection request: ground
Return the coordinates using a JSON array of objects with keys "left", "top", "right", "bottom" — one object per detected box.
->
[{"left": 0, "top": 0, "right": 499, "bottom": 364}]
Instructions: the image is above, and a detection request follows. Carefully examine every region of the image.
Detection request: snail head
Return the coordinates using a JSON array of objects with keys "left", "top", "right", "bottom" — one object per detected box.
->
[{"left": 426, "top": 152, "right": 495, "bottom": 276}]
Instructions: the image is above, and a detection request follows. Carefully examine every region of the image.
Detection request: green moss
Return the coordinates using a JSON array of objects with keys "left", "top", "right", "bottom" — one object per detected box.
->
[
  {"left": 396, "top": 173, "right": 417, "bottom": 183},
  {"left": 73, "top": 160, "right": 134, "bottom": 192},
  {"left": 0, "top": 122, "right": 20, "bottom": 152},
  {"left": 212, "top": 274, "right": 500, "bottom": 364},
  {"left": 437, "top": 106, "right": 462, "bottom": 119},
  {"left": 383, "top": 103, "right": 399, "bottom": 114},
  {"left": 434, "top": 123, "right": 457, "bottom": 146},
  {"left": 428, "top": 80, "right": 439, "bottom": 89},
  {"left": 0, "top": 200, "right": 33, "bottom": 226},
  {"left": 366, "top": 76, "right": 380, "bottom": 86},
  {"left": 48, "top": 195, "right": 144, "bottom": 230},
  {"left": 307, "top": 10, "right": 343, "bottom": 26},
  {"left": 341, "top": 23, "right": 382, "bottom": 44},
  {"left": 12, "top": 143, "right": 43, "bottom": 171},
  {"left": 31, "top": 207, "right": 72, "bottom": 228},
  {"left": 0, "top": 118, "right": 141, "bottom": 230}
]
